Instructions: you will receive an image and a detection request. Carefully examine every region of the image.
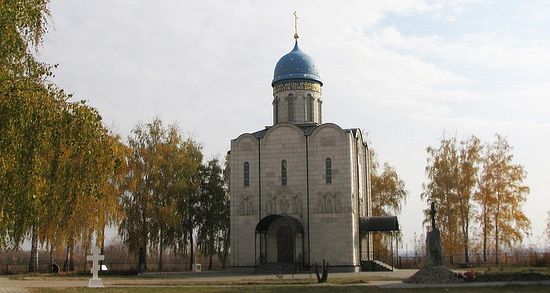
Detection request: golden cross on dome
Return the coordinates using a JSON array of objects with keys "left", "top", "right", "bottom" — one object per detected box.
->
[{"left": 293, "top": 11, "right": 299, "bottom": 40}]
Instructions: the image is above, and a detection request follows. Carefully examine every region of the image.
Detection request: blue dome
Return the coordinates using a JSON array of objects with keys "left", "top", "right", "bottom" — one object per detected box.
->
[{"left": 272, "top": 41, "right": 322, "bottom": 86}]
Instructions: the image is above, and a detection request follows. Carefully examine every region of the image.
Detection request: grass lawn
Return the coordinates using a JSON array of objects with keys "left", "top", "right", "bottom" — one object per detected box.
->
[
  {"left": 28, "top": 285, "right": 550, "bottom": 293},
  {"left": 7, "top": 274, "right": 401, "bottom": 285},
  {"left": 16, "top": 267, "right": 550, "bottom": 292},
  {"left": 467, "top": 266, "right": 550, "bottom": 274}
]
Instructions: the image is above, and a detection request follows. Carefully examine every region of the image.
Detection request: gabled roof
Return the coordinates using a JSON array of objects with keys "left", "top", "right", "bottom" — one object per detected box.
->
[{"left": 247, "top": 124, "right": 361, "bottom": 139}]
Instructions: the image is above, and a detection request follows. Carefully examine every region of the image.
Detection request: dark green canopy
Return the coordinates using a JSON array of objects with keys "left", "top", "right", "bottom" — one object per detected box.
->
[
  {"left": 255, "top": 214, "right": 304, "bottom": 234},
  {"left": 360, "top": 216, "right": 399, "bottom": 232}
]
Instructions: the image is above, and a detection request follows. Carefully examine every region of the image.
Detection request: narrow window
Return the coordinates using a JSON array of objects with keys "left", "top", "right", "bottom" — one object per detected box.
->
[
  {"left": 306, "top": 95, "right": 313, "bottom": 121},
  {"left": 244, "top": 162, "right": 249, "bottom": 187},
  {"left": 325, "top": 158, "right": 332, "bottom": 184},
  {"left": 318, "top": 100, "right": 322, "bottom": 123},
  {"left": 274, "top": 97, "right": 279, "bottom": 124},
  {"left": 281, "top": 160, "right": 287, "bottom": 185},
  {"left": 287, "top": 95, "right": 294, "bottom": 122}
]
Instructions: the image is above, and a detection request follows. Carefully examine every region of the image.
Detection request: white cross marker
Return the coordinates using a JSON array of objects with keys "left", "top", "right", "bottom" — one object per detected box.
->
[{"left": 87, "top": 246, "right": 105, "bottom": 287}]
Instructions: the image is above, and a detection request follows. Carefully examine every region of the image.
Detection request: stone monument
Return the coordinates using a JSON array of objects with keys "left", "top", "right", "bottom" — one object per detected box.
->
[
  {"left": 87, "top": 246, "right": 105, "bottom": 288},
  {"left": 426, "top": 202, "right": 442, "bottom": 266},
  {"left": 404, "top": 202, "right": 461, "bottom": 283}
]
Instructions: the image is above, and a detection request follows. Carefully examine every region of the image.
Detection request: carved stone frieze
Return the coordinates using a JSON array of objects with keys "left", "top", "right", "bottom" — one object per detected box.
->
[
  {"left": 315, "top": 192, "right": 343, "bottom": 214},
  {"left": 266, "top": 193, "right": 277, "bottom": 215},
  {"left": 292, "top": 193, "right": 303, "bottom": 215},
  {"left": 239, "top": 195, "right": 256, "bottom": 216}
]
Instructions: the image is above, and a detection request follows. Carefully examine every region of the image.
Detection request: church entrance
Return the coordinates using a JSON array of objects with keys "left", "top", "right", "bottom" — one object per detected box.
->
[
  {"left": 276, "top": 226, "right": 294, "bottom": 263},
  {"left": 255, "top": 214, "right": 305, "bottom": 272}
]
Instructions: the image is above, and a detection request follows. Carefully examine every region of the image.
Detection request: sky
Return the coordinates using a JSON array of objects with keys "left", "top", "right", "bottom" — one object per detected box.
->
[{"left": 37, "top": 0, "right": 550, "bottom": 251}]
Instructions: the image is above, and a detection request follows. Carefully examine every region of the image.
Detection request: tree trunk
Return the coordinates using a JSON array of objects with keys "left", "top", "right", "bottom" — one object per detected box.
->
[
  {"left": 221, "top": 253, "right": 227, "bottom": 269},
  {"left": 138, "top": 206, "right": 148, "bottom": 272},
  {"left": 100, "top": 224, "right": 105, "bottom": 270},
  {"left": 82, "top": 240, "right": 89, "bottom": 272},
  {"left": 208, "top": 246, "right": 213, "bottom": 271},
  {"left": 48, "top": 243, "right": 54, "bottom": 273},
  {"left": 494, "top": 194, "right": 500, "bottom": 265},
  {"left": 159, "top": 230, "right": 164, "bottom": 272},
  {"left": 464, "top": 220, "right": 469, "bottom": 264},
  {"left": 138, "top": 240, "right": 147, "bottom": 272},
  {"left": 495, "top": 213, "right": 499, "bottom": 265},
  {"left": 63, "top": 242, "right": 69, "bottom": 272},
  {"left": 482, "top": 206, "right": 488, "bottom": 262},
  {"left": 188, "top": 212, "right": 194, "bottom": 271},
  {"left": 187, "top": 202, "right": 195, "bottom": 271},
  {"left": 28, "top": 224, "right": 39, "bottom": 273},
  {"left": 69, "top": 241, "right": 75, "bottom": 271},
  {"left": 63, "top": 239, "right": 75, "bottom": 272}
]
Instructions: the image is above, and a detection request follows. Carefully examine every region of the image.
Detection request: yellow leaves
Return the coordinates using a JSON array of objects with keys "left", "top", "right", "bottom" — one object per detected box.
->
[
  {"left": 478, "top": 134, "right": 530, "bottom": 251},
  {"left": 121, "top": 118, "right": 204, "bottom": 255},
  {"left": 369, "top": 146, "right": 407, "bottom": 217},
  {"left": 424, "top": 133, "right": 531, "bottom": 261},
  {"left": 0, "top": 67, "right": 123, "bottom": 248}
]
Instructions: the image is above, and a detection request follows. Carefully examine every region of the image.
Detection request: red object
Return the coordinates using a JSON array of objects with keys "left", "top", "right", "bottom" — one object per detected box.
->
[{"left": 464, "top": 270, "right": 476, "bottom": 282}]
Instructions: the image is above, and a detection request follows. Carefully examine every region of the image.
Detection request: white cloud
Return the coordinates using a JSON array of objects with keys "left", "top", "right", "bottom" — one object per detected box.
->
[{"left": 37, "top": 0, "right": 550, "bottom": 249}]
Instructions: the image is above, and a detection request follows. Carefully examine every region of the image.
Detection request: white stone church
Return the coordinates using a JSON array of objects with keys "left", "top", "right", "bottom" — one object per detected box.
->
[{"left": 229, "top": 35, "right": 375, "bottom": 272}]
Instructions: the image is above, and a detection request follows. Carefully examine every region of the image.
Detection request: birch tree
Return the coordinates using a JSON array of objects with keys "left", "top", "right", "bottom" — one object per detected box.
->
[
  {"left": 369, "top": 148, "right": 407, "bottom": 258},
  {"left": 423, "top": 137, "right": 461, "bottom": 258},
  {"left": 2, "top": 0, "right": 126, "bottom": 273},
  {"left": 474, "top": 135, "right": 530, "bottom": 264},
  {"left": 422, "top": 135, "right": 481, "bottom": 263},
  {"left": 196, "top": 159, "right": 226, "bottom": 270},
  {"left": 120, "top": 119, "right": 165, "bottom": 272},
  {"left": 455, "top": 136, "right": 481, "bottom": 264}
]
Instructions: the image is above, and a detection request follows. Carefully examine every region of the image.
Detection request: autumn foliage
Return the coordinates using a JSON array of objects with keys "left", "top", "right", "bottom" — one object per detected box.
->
[{"left": 423, "top": 135, "right": 530, "bottom": 264}]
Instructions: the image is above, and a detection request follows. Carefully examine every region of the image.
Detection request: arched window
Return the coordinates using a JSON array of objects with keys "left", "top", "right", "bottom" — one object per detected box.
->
[
  {"left": 244, "top": 162, "right": 250, "bottom": 187},
  {"left": 325, "top": 158, "right": 332, "bottom": 184},
  {"left": 274, "top": 97, "right": 279, "bottom": 124},
  {"left": 306, "top": 95, "right": 314, "bottom": 121},
  {"left": 287, "top": 95, "right": 294, "bottom": 122},
  {"left": 318, "top": 100, "right": 322, "bottom": 123},
  {"left": 281, "top": 160, "right": 287, "bottom": 185}
]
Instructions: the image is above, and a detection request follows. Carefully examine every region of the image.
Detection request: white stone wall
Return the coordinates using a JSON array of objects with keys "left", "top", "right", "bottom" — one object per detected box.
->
[
  {"left": 260, "top": 124, "right": 308, "bottom": 265},
  {"left": 260, "top": 124, "right": 307, "bottom": 217},
  {"left": 348, "top": 131, "right": 369, "bottom": 265},
  {"left": 230, "top": 134, "right": 259, "bottom": 267},
  {"left": 308, "top": 124, "right": 355, "bottom": 266},
  {"left": 230, "top": 123, "right": 369, "bottom": 269}
]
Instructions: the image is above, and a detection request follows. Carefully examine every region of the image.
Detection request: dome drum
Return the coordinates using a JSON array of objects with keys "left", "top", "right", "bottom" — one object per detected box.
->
[{"left": 272, "top": 80, "right": 321, "bottom": 95}]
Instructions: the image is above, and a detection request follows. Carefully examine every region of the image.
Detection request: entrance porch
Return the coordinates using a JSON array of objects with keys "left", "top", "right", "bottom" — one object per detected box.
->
[{"left": 254, "top": 215, "right": 305, "bottom": 273}]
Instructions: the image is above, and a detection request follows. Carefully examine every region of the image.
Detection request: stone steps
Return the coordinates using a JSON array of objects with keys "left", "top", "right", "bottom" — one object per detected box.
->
[{"left": 361, "top": 260, "right": 395, "bottom": 271}]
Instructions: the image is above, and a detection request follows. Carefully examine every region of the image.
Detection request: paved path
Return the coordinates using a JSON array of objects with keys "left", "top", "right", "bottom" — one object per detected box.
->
[
  {"left": 0, "top": 288, "right": 28, "bottom": 293},
  {"left": 1, "top": 277, "right": 88, "bottom": 288}
]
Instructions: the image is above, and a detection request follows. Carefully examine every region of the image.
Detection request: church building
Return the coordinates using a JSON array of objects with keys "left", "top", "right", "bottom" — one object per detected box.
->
[{"left": 229, "top": 31, "right": 373, "bottom": 272}]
